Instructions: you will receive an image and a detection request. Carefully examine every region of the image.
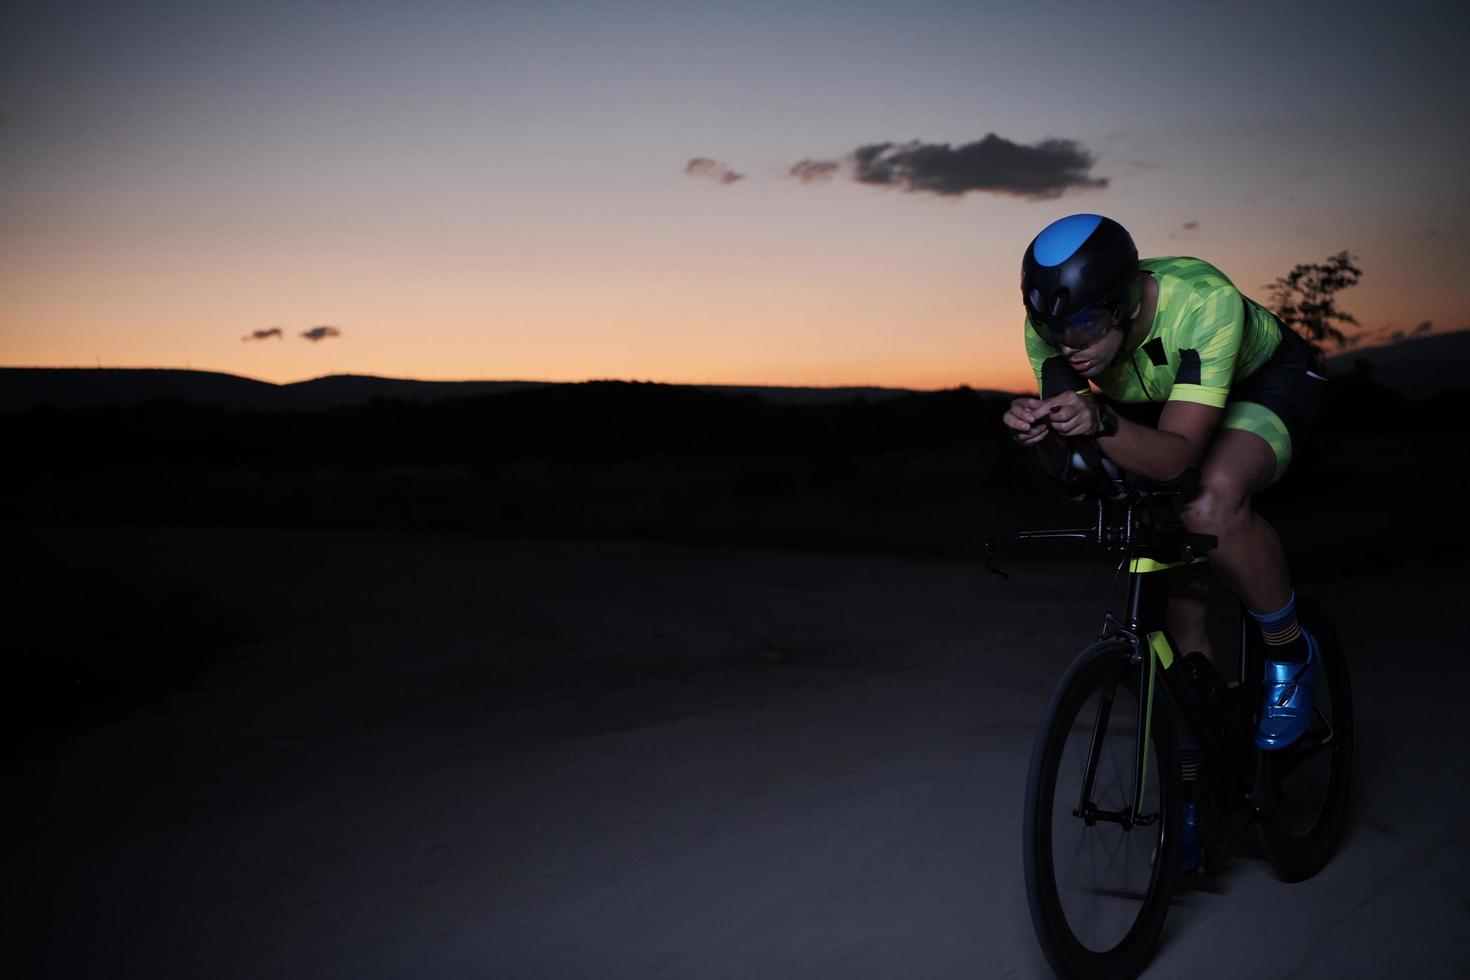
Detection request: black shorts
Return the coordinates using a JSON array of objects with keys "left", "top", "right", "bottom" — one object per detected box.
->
[
  {"left": 1105, "top": 324, "right": 1326, "bottom": 483},
  {"left": 1222, "top": 323, "right": 1326, "bottom": 483}
]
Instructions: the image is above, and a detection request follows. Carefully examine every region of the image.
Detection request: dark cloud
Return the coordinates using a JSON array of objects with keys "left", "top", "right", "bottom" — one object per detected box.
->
[
  {"left": 1169, "top": 219, "right": 1200, "bottom": 241},
  {"left": 796, "top": 134, "right": 1106, "bottom": 199},
  {"left": 243, "top": 327, "right": 284, "bottom": 342},
  {"left": 300, "top": 325, "right": 342, "bottom": 343},
  {"left": 789, "top": 158, "right": 840, "bottom": 184},
  {"left": 1412, "top": 319, "right": 1434, "bottom": 336},
  {"left": 685, "top": 157, "right": 744, "bottom": 185}
]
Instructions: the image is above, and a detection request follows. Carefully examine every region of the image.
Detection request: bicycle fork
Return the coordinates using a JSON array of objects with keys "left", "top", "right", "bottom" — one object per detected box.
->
[
  {"left": 1072, "top": 559, "right": 1197, "bottom": 833},
  {"left": 1072, "top": 632, "right": 1161, "bottom": 831}
]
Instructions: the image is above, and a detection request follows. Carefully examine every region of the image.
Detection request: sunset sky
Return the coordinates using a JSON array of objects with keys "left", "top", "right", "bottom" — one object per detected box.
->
[{"left": 4, "top": 0, "right": 1468, "bottom": 391}]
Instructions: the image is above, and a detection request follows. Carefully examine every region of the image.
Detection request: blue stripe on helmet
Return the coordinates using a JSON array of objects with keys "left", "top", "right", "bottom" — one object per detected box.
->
[{"left": 1033, "top": 213, "right": 1104, "bottom": 267}]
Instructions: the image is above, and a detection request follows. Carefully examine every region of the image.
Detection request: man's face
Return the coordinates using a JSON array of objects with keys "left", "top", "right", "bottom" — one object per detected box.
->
[
  {"left": 1058, "top": 327, "right": 1124, "bottom": 379},
  {"left": 1030, "top": 288, "right": 1131, "bottom": 375}
]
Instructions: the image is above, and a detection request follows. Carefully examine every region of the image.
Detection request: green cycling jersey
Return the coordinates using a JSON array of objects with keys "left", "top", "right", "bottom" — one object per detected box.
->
[{"left": 1023, "top": 256, "right": 1282, "bottom": 407}]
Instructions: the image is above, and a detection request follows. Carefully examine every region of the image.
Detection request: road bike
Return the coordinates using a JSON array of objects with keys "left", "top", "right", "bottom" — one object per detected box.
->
[{"left": 986, "top": 431, "right": 1353, "bottom": 980}]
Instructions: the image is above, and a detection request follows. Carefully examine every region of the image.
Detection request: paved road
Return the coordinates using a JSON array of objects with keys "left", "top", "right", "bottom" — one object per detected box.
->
[{"left": 5, "top": 527, "right": 1467, "bottom": 978}]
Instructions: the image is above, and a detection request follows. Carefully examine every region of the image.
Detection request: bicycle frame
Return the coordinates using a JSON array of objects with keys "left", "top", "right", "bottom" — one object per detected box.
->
[
  {"left": 988, "top": 495, "right": 1239, "bottom": 832},
  {"left": 1095, "top": 557, "right": 1237, "bottom": 828}
]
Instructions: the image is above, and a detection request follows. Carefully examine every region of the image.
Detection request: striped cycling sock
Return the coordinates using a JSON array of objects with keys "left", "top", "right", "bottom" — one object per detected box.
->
[
  {"left": 1249, "top": 592, "right": 1309, "bottom": 663},
  {"left": 1179, "top": 738, "right": 1199, "bottom": 803}
]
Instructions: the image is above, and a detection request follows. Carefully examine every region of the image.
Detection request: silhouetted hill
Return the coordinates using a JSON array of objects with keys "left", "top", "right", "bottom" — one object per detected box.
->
[
  {"left": 280, "top": 374, "right": 551, "bottom": 411},
  {"left": 3, "top": 380, "right": 1041, "bottom": 557},
  {"left": 692, "top": 384, "right": 944, "bottom": 405},
  {"left": 0, "top": 368, "right": 940, "bottom": 414},
  {"left": 1324, "top": 329, "right": 1470, "bottom": 394},
  {"left": 0, "top": 368, "right": 281, "bottom": 413},
  {"left": 4, "top": 372, "right": 1468, "bottom": 565},
  {"left": 0, "top": 369, "right": 551, "bottom": 414}
]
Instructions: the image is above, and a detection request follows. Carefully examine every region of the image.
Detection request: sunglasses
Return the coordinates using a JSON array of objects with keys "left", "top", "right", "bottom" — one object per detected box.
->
[{"left": 1030, "top": 299, "right": 1123, "bottom": 349}]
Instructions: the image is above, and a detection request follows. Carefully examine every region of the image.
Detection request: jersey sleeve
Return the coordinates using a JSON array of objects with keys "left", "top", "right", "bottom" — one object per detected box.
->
[{"left": 1170, "top": 286, "right": 1245, "bottom": 408}]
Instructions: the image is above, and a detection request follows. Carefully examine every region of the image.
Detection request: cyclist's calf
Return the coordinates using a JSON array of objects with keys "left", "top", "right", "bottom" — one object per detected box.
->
[
  {"left": 1167, "top": 565, "right": 1215, "bottom": 662},
  {"left": 1177, "top": 468, "right": 1295, "bottom": 616}
]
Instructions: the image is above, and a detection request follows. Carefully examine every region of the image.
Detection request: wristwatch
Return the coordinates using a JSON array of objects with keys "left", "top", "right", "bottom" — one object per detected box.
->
[{"left": 1094, "top": 401, "right": 1119, "bottom": 437}]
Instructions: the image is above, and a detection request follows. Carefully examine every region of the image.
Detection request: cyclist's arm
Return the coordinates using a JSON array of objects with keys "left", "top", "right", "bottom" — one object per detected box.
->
[
  {"left": 1039, "top": 391, "right": 1220, "bottom": 480},
  {"left": 1087, "top": 285, "right": 1240, "bottom": 479},
  {"left": 1096, "top": 400, "right": 1220, "bottom": 481}
]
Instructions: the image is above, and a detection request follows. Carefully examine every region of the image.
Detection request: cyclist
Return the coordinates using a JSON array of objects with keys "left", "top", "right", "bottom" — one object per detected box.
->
[{"left": 1000, "top": 214, "right": 1327, "bottom": 867}]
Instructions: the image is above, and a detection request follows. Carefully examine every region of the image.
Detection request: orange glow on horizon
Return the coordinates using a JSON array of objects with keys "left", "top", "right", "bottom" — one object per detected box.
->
[
  {"left": 0, "top": 359, "right": 1043, "bottom": 395},
  {"left": 4, "top": 183, "right": 1463, "bottom": 397},
  {"left": 0, "top": 231, "right": 1048, "bottom": 392},
  {"left": 0, "top": 339, "right": 1042, "bottom": 394}
]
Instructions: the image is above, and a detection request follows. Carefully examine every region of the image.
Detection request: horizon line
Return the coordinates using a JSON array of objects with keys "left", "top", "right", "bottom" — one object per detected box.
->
[{"left": 0, "top": 363, "right": 1024, "bottom": 394}]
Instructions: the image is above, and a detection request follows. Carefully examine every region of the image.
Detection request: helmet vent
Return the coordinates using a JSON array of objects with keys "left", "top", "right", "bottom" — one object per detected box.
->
[{"left": 1048, "top": 288, "right": 1070, "bottom": 317}]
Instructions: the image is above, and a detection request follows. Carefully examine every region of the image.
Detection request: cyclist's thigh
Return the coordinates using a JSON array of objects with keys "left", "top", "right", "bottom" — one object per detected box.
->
[
  {"left": 1199, "top": 426, "right": 1277, "bottom": 504},
  {"left": 1222, "top": 328, "right": 1327, "bottom": 485}
]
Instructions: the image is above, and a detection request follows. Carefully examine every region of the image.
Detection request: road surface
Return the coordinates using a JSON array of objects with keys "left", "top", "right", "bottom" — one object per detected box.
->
[{"left": 5, "top": 526, "right": 1466, "bottom": 978}]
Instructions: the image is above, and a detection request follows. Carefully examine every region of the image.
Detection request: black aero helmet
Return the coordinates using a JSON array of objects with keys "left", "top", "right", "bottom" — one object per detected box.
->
[{"left": 1022, "top": 214, "right": 1139, "bottom": 347}]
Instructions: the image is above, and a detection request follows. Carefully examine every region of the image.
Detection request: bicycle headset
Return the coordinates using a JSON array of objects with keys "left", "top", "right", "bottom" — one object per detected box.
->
[{"left": 1022, "top": 213, "right": 1141, "bottom": 352}]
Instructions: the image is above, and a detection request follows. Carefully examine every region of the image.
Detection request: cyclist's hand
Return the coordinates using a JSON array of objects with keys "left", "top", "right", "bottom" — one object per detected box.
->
[
  {"left": 1037, "top": 391, "right": 1099, "bottom": 438},
  {"left": 1003, "top": 397, "right": 1051, "bottom": 446}
]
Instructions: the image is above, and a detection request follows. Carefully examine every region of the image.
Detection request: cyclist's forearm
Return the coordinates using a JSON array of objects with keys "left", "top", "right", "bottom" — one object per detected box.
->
[{"left": 1098, "top": 417, "right": 1197, "bottom": 481}]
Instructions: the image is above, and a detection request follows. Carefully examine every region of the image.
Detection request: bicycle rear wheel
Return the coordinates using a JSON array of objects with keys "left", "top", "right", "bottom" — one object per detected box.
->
[
  {"left": 1256, "top": 597, "right": 1353, "bottom": 882},
  {"left": 1024, "top": 640, "right": 1181, "bottom": 980}
]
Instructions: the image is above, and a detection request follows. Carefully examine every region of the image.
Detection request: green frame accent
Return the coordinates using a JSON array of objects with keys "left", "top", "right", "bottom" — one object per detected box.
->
[
  {"left": 1129, "top": 555, "right": 1208, "bottom": 574},
  {"left": 1146, "top": 630, "right": 1175, "bottom": 670},
  {"left": 1138, "top": 640, "right": 1158, "bottom": 813},
  {"left": 1135, "top": 631, "right": 1177, "bottom": 814}
]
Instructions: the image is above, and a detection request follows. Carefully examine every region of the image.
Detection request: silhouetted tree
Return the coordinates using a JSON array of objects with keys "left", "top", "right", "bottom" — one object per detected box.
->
[{"left": 1265, "top": 250, "right": 1362, "bottom": 353}]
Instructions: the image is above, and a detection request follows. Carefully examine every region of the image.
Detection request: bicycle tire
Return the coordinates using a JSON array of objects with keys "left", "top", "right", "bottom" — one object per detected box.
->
[
  {"left": 1024, "top": 639, "right": 1182, "bottom": 980},
  {"left": 1256, "top": 597, "right": 1354, "bottom": 882}
]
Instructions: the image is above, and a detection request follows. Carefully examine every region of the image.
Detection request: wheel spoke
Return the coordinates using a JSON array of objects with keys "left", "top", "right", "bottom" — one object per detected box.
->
[{"left": 1274, "top": 736, "right": 1329, "bottom": 780}]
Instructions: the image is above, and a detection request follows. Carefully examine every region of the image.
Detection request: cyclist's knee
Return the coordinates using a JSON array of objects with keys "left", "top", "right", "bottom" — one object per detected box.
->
[{"left": 1179, "top": 481, "right": 1250, "bottom": 535}]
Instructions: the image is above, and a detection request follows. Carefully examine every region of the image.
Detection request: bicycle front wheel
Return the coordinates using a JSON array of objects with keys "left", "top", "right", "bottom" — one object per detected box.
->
[{"left": 1023, "top": 639, "right": 1181, "bottom": 980}]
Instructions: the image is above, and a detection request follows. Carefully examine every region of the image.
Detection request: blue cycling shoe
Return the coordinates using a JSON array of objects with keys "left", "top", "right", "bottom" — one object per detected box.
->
[
  {"left": 1177, "top": 802, "right": 1200, "bottom": 873},
  {"left": 1254, "top": 631, "right": 1318, "bottom": 751}
]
